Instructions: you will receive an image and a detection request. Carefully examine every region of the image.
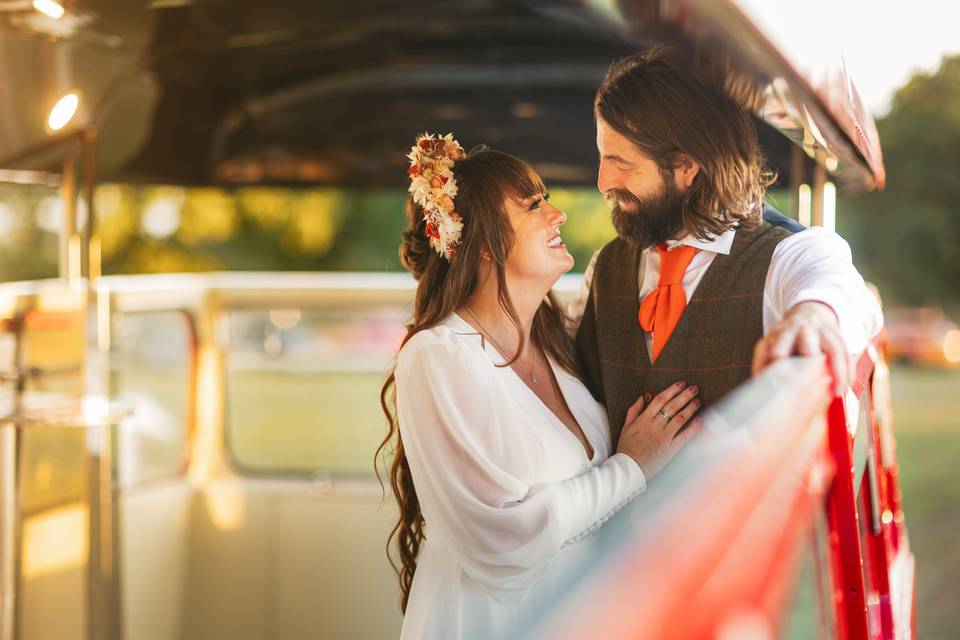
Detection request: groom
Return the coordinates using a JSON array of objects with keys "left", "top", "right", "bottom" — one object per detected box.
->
[{"left": 574, "top": 46, "right": 883, "bottom": 441}]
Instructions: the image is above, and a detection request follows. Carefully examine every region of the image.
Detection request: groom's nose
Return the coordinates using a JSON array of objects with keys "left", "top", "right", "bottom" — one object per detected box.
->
[{"left": 597, "top": 158, "right": 621, "bottom": 193}]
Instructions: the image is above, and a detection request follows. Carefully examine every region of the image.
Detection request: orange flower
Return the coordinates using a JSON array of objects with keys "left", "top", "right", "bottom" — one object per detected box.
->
[{"left": 445, "top": 142, "right": 465, "bottom": 160}]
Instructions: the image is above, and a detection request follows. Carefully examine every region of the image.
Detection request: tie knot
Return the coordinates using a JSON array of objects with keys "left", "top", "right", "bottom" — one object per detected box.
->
[{"left": 657, "top": 244, "right": 698, "bottom": 284}]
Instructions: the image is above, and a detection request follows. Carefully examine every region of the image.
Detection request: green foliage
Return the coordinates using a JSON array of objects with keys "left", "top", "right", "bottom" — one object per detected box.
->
[
  {"left": 0, "top": 184, "right": 616, "bottom": 280},
  {"left": 838, "top": 55, "right": 960, "bottom": 310},
  {"left": 0, "top": 183, "right": 59, "bottom": 281}
]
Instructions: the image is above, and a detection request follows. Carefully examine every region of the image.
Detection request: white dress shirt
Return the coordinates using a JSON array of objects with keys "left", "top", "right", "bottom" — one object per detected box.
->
[{"left": 571, "top": 226, "right": 884, "bottom": 425}]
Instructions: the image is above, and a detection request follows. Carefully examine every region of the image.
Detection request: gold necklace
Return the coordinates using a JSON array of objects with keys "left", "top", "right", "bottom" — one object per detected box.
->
[{"left": 463, "top": 306, "right": 539, "bottom": 385}]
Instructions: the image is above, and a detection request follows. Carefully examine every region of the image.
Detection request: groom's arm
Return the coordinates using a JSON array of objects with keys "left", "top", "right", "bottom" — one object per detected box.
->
[{"left": 753, "top": 227, "right": 883, "bottom": 395}]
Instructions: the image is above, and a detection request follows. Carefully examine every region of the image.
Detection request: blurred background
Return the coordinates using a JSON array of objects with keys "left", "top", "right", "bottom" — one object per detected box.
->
[{"left": 0, "top": 1, "right": 958, "bottom": 638}]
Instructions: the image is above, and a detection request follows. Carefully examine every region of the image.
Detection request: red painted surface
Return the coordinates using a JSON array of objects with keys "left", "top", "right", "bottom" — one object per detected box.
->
[{"left": 532, "top": 339, "right": 916, "bottom": 640}]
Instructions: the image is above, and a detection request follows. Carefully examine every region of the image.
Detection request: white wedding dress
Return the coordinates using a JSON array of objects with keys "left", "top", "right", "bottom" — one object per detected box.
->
[{"left": 394, "top": 312, "right": 646, "bottom": 640}]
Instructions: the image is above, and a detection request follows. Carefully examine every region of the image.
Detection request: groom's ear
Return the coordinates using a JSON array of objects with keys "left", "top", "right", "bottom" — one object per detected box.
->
[{"left": 673, "top": 154, "right": 700, "bottom": 189}]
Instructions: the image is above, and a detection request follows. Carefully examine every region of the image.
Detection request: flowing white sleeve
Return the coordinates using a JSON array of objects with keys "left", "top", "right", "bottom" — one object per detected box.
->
[
  {"left": 765, "top": 228, "right": 884, "bottom": 356},
  {"left": 395, "top": 331, "right": 645, "bottom": 601}
]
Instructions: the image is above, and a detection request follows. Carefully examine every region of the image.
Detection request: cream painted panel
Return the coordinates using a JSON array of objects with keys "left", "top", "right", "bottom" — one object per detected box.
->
[
  {"left": 120, "top": 480, "right": 194, "bottom": 640},
  {"left": 269, "top": 490, "right": 402, "bottom": 639}
]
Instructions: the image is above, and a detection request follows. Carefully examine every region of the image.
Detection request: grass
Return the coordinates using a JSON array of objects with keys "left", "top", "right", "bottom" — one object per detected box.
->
[{"left": 886, "top": 364, "right": 960, "bottom": 639}]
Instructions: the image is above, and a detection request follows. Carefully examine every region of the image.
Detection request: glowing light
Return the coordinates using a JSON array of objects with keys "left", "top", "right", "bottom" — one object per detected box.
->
[
  {"left": 943, "top": 329, "right": 960, "bottom": 364},
  {"left": 33, "top": 0, "right": 65, "bottom": 19},
  {"left": 82, "top": 394, "right": 112, "bottom": 425},
  {"left": 47, "top": 92, "right": 78, "bottom": 131},
  {"left": 823, "top": 182, "right": 837, "bottom": 232},
  {"left": 798, "top": 184, "right": 812, "bottom": 227},
  {"left": 22, "top": 502, "right": 88, "bottom": 578},
  {"left": 141, "top": 191, "right": 184, "bottom": 239}
]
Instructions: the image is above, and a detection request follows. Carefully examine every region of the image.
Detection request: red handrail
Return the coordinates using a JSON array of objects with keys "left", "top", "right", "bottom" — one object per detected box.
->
[{"left": 524, "top": 340, "right": 916, "bottom": 640}]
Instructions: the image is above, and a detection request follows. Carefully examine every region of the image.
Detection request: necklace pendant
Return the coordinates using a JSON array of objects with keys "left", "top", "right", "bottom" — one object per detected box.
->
[{"left": 531, "top": 372, "right": 539, "bottom": 385}]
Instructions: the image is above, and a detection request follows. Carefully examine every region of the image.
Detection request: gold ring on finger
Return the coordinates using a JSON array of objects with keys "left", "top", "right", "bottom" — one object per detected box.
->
[{"left": 658, "top": 408, "right": 674, "bottom": 422}]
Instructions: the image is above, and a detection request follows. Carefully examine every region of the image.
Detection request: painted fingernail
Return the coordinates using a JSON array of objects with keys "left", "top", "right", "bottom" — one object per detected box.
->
[
  {"left": 689, "top": 385, "right": 699, "bottom": 394},
  {"left": 677, "top": 381, "right": 686, "bottom": 388},
  {"left": 644, "top": 392, "right": 653, "bottom": 402}
]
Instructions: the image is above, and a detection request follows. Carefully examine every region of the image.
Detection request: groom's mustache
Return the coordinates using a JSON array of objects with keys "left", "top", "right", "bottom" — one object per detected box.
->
[{"left": 604, "top": 188, "right": 642, "bottom": 213}]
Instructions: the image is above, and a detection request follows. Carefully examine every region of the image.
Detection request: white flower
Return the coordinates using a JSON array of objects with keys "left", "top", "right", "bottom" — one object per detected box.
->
[
  {"left": 440, "top": 176, "right": 458, "bottom": 198},
  {"left": 407, "top": 132, "right": 465, "bottom": 261},
  {"left": 409, "top": 175, "right": 431, "bottom": 204}
]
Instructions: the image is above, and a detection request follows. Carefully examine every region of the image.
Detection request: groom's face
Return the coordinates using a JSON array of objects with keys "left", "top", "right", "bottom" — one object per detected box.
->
[{"left": 596, "top": 118, "right": 685, "bottom": 245}]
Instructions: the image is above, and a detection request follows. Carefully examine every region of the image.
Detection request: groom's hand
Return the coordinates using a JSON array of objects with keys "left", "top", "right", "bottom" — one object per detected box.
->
[{"left": 752, "top": 301, "right": 849, "bottom": 396}]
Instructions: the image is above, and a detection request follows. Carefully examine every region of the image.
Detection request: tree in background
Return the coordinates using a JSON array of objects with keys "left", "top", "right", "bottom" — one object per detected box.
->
[
  {"left": 838, "top": 54, "right": 960, "bottom": 313},
  {"left": 0, "top": 183, "right": 617, "bottom": 279}
]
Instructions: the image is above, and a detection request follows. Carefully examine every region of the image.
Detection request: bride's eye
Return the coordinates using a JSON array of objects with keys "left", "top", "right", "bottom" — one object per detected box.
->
[{"left": 527, "top": 198, "right": 543, "bottom": 212}]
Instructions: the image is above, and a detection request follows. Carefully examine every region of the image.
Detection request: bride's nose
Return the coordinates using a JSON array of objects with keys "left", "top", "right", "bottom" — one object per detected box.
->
[{"left": 550, "top": 207, "right": 567, "bottom": 226}]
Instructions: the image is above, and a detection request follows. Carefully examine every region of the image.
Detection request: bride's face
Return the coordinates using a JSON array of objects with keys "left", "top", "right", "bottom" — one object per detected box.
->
[{"left": 501, "top": 191, "right": 574, "bottom": 283}]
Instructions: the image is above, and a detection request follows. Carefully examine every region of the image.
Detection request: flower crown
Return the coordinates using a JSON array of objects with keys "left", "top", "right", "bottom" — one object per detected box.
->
[{"left": 407, "top": 133, "right": 466, "bottom": 260}]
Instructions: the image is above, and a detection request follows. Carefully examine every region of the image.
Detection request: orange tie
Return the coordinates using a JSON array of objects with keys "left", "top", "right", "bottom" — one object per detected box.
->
[{"left": 639, "top": 244, "right": 698, "bottom": 362}]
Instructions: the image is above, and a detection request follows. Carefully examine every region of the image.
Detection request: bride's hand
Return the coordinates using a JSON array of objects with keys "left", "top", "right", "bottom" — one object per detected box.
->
[{"left": 616, "top": 381, "right": 702, "bottom": 479}]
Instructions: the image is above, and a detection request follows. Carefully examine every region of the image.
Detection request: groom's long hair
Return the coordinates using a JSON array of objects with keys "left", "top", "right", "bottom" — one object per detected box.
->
[
  {"left": 595, "top": 45, "right": 776, "bottom": 239},
  {"left": 377, "top": 148, "right": 579, "bottom": 613}
]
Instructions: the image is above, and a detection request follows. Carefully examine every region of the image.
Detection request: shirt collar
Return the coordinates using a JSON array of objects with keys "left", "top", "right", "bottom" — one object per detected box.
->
[{"left": 663, "top": 227, "right": 736, "bottom": 256}]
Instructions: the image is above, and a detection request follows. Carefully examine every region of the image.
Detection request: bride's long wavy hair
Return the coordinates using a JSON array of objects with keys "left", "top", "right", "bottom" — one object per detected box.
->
[{"left": 376, "top": 147, "right": 580, "bottom": 612}]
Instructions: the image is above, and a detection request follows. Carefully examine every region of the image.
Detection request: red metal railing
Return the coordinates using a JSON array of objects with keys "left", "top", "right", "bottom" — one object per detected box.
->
[{"left": 525, "top": 337, "right": 915, "bottom": 639}]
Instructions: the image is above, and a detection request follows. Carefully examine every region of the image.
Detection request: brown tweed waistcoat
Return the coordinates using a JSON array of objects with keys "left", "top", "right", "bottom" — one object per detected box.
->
[{"left": 575, "top": 222, "right": 792, "bottom": 443}]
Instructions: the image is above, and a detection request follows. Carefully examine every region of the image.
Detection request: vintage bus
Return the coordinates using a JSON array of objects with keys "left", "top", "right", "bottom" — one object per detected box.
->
[{"left": 0, "top": 1, "right": 913, "bottom": 638}]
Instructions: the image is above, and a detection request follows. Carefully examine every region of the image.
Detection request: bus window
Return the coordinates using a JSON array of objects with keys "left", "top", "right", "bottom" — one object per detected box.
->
[
  {"left": 113, "top": 310, "right": 194, "bottom": 487},
  {"left": 223, "top": 305, "right": 407, "bottom": 475}
]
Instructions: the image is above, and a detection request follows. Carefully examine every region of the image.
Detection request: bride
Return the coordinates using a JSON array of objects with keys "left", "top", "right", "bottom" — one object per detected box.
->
[{"left": 377, "top": 134, "right": 702, "bottom": 639}]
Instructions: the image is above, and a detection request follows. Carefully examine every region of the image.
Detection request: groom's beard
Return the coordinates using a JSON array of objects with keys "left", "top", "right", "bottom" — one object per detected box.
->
[{"left": 607, "top": 181, "right": 685, "bottom": 246}]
